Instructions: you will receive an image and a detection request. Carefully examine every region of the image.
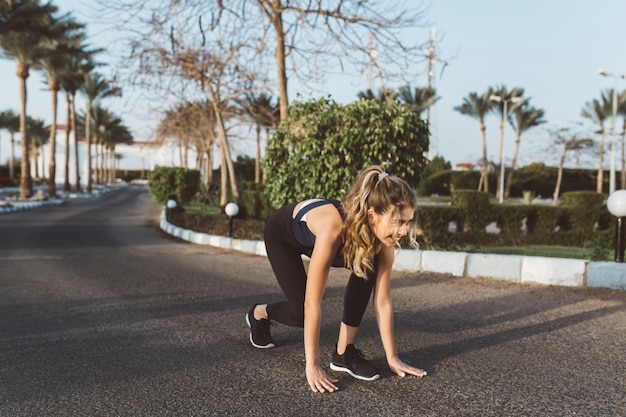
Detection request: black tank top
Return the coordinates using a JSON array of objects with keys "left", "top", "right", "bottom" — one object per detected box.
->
[
  {"left": 291, "top": 198, "right": 345, "bottom": 267},
  {"left": 292, "top": 199, "right": 342, "bottom": 247}
]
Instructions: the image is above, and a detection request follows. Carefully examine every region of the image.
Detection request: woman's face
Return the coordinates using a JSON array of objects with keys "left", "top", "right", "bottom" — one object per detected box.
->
[{"left": 368, "top": 206, "right": 415, "bottom": 247}]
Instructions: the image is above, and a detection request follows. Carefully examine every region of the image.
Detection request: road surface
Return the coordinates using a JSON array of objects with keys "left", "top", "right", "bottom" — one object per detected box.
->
[{"left": 1, "top": 186, "right": 624, "bottom": 416}]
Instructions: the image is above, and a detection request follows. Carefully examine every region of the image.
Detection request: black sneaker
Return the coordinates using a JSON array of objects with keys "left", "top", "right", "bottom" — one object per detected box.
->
[
  {"left": 330, "top": 344, "right": 380, "bottom": 381},
  {"left": 245, "top": 304, "right": 275, "bottom": 349}
]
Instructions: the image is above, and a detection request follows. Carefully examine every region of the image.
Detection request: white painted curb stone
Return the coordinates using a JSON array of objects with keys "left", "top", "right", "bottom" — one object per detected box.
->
[{"left": 159, "top": 209, "right": 626, "bottom": 291}]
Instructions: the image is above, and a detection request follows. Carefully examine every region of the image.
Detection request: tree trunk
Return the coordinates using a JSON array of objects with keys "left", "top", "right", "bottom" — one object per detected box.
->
[
  {"left": 504, "top": 134, "right": 522, "bottom": 198},
  {"left": 97, "top": 143, "right": 103, "bottom": 184},
  {"left": 109, "top": 148, "right": 115, "bottom": 183},
  {"left": 72, "top": 92, "right": 81, "bottom": 192},
  {"left": 10, "top": 133, "right": 15, "bottom": 180},
  {"left": 100, "top": 143, "right": 105, "bottom": 184},
  {"left": 553, "top": 148, "right": 567, "bottom": 206},
  {"left": 64, "top": 93, "right": 71, "bottom": 192},
  {"left": 270, "top": 3, "right": 289, "bottom": 122},
  {"left": 216, "top": 118, "right": 238, "bottom": 203},
  {"left": 39, "top": 146, "right": 45, "bottom": 179},
  {"left": 597, "top": 130, "right": 605, "bottom": 193},
  {"left": 86, "top": 103, "right": 93, "bottom": 194},
  {"left": 255, "top": 123, "right": 261, "bottom": 183},
  {"left": 205, "top": 133, "right": 214, "bottom": 185},
  {"left": 219, "top": 142, "right": 228, "bottom": 207},
  {"left": 205, "top": 133, "right": 215, "bottom": 185},
  {"left": 47, "top": 78, "right": 59, "bottom": 197},
  {"left": 18, "top": 62, "right": 32, "bottom": 199},
  {"left": 208, "top": 86, "right": 239, "bottom": 205},
  {"left": 478, "top": 123, "right": 489, "bottom": 193},
  {"left": 31, "top": 143, "right": 39, "bottom": 178},
  {"left": 496, "top": 119, "right": 505, "bottom": 200}
]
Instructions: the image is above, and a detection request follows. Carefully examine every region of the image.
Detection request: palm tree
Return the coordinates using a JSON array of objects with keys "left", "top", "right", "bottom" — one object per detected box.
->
[
  {"left": 0, "top": 0, "right": 60, "bottom": 198},
  {"left": 87, "top": 105, "right": 112, "bottom": 184},
  {"left": 88, "top": 105, "right": 133, "bottom": 184},
  {"left": 0, "top": 110, "right": 19, "bottom": 179},
  {"left": 238, "top": 92, "right": 279, "bottom": 183},
  {"left": 489, "top": 85, "right": 525, "bottom": 200},
  {"left": 38, "top": 19, "right": 85, "bottom": 197},
  {"left": 550, "top": 127, "right": 594, "bottom": 205},
  {"left": 397, "top": 85, "right": 439, "bottom": 118},
  {"left": 81, "top": 72, "right": 121, "bottom": 193},
  {"left": 26, "top": 116, "right": 49, "bottom": 179},
  {"left": 59, "top": 55, "right": 93, "bottom": 192},
  {"left": 506, "top": 101, "right": 546, "bottom": 197},
  {"left": 104, "top": 121, "right": 132, "bottom": 184},
  {"left": 454, "top": 89, "right": 494, "bottom": 193},
  {"left": 581, "top": 91, "right": 611, "bottom": 193},
  {"left": 357, "top": 87, "right": 398, "bottom": 102}
]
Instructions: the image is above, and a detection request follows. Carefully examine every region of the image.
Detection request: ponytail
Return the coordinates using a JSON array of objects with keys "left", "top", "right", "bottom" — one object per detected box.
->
[{"left": 341, "top": 166, "right": 417, "bottom": 278}]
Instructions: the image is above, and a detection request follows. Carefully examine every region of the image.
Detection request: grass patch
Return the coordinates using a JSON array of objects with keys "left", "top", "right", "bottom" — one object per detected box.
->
[{"left": 183, "top": 200, "right": 224, "bottom": 217}]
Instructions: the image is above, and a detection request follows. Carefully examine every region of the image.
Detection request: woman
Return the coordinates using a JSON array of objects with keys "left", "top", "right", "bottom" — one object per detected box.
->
[{"left": 246, "top": 166, "right": 427, "bottom": 393}]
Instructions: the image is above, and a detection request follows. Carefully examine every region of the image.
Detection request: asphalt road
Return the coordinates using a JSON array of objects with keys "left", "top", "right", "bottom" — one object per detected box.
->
[{"left": 1, "top": 186, "right": 625, "bottom": 417}]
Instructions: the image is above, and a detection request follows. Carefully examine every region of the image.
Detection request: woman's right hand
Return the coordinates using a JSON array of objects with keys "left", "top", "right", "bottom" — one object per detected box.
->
[{"left": 306, "top": 364, "right": 339, "bottom": 393}]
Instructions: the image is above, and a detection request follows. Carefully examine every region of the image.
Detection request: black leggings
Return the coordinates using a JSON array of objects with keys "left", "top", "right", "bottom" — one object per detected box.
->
[{"left": 264, "top": 203, "right": 376, "bottom": 328}]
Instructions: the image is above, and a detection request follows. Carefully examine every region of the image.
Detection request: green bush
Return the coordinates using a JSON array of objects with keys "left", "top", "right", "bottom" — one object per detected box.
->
[
  {"left": 148, "top": 166, "right": 200, "bottom": 206},
  {"left": 419, "top": 170, "right": 486, "bottom": 197},
  {"left": 264, "top": 97, "right": 429, "bottom": 207},
  {"left": 451, "top": 190, "right": 492, "bottom": 233},
  {"left": 560, "top": 190, "right": 606, "bottom": 207},
  {"left": 238, "top": 181, "right": 276, "bottom": 221},
  {"left": 559, "top": 191, "right": 611, "bottom": 244},
  {"left": 417, "top": 205, "right": 463, "bottom": 249}
]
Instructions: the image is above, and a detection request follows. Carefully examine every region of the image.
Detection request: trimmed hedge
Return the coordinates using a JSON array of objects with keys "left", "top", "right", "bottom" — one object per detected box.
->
[
  {"left": 451, "top": 190, "right": 492, "bottom": 233},
  {"left": 416, "top": 189, "right": 614, "bottom": 250},
  {"left": 148, "top": 166, "right": 200, "bottom": 206},
  {"left": 238, "top": 181, "right": 276, "bottom": 221}
]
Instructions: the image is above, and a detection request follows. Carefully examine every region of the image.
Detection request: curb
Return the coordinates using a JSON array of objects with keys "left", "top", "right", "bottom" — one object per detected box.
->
[
  {"left": 159, "top": 209, "right": 626, "bottom": 291},
  {"left": 0, "top": 186, "right": 124, "bottom": 215},
  {"left": 0, "top": 199, "right": 66, "bottom": 213}
]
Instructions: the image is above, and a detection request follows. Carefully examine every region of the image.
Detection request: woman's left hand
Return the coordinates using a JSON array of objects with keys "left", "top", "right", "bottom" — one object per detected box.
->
[{"left": 388, "top": 357, "right": 428, "bottom": 378}]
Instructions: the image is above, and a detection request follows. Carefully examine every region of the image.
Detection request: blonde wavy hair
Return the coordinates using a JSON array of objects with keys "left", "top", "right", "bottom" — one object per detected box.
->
[{"left": 340, "top": 166, "right": 418, "bottom": 279}]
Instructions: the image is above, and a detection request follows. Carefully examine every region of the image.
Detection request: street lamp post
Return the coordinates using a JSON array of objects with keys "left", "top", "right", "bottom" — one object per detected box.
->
[
  {"left": 607, "top": 190, "right": 626, "bottom": 262},
  {"left": 489, "top": 94, "right": 524, "bottom": 204},
  {"left": 597, "top": 69, "right": 626, "bottom": 193},
  {"left": 225, "top": 202, "right": 239, "bottom": 237}
]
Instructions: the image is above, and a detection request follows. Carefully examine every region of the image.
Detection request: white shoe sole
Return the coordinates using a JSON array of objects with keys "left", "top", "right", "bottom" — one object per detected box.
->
[
  {"left": 246, "top": 312, "right": 275, "bottom": 349},
  {"left": 329, "top": 362, "right": 380, "bottom": 381}
]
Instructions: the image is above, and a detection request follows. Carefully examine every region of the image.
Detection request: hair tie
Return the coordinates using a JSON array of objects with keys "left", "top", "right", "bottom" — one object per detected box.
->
[{"left": 377, "top": 172, "right": 389, "bottom": 181}]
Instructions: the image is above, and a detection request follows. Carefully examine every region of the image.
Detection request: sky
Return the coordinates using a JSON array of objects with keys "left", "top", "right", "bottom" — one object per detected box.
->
[{"left": 2, "top": 0, "right": 626, "bottom": 169}]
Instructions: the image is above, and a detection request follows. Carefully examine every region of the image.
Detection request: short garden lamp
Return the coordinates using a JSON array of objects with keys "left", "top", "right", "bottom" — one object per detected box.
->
[
  {"left": 166, "top": 199, "right": 177, "bottom": 209},
  {"left": 225, "top": 202, "right": 239, "bottom": 238},
  {"left": 607, "top": 190, "right": 626, "bottom": 262}
]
